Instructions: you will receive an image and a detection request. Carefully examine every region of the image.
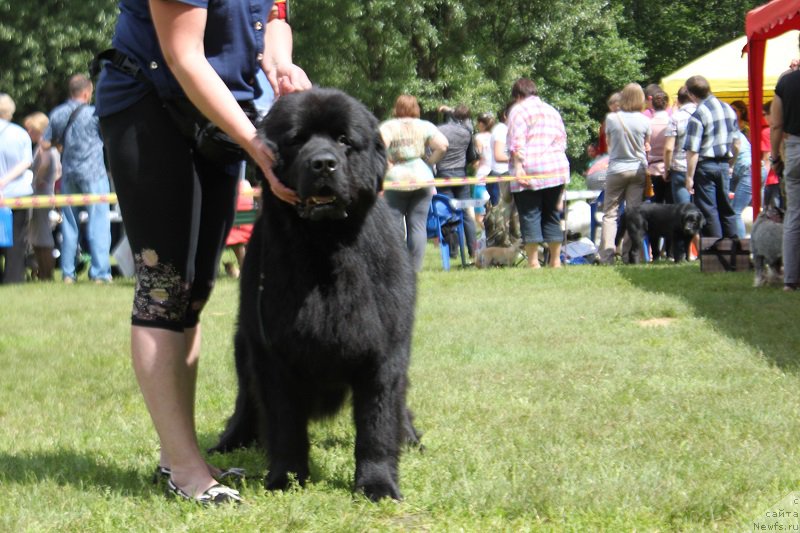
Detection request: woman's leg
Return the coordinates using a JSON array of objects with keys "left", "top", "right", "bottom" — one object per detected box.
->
[
  {"left": 514, "top": 190, "right": 543, "bottom": 268},
  {"left": 405, "top": 187, "right": 434, "bottom": 272},
  {"left": 783, "top": 137, "right": 800, "bottom": 287},
  {"left": 3, "top": 208, "right": 29, "bottom": 283},
  {"left": 101, "top": 93, "right": 235, "bottom": 498},
  {"left": 540, "top": 186, "right": 565, "bottom": 268},
  {"left": 132, "top": 326, "right": 215, "bottom": 495},
  {"left": 599, "top": 172, "right": 627, "bottom": 263}
]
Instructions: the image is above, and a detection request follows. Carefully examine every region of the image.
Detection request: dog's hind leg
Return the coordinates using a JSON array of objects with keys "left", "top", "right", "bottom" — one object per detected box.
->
[
  {"left": 754, "top": 255, "right": 767, "bottom": 287},
  {"left": 401, "top": 406, "right": 422, "bottom": 448}
]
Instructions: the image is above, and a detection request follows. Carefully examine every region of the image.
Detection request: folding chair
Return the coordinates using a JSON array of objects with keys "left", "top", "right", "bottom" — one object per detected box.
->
[{"left": 426, "top": 194, "right": 467, "bottom": 271}]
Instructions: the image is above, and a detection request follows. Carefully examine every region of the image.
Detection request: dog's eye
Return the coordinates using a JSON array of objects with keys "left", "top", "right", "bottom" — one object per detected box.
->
[{"left": 337, "top": 135, "right": 352, "bottom": 147}]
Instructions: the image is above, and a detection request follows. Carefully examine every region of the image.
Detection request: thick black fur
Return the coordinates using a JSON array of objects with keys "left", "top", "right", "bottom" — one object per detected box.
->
[
  {"left": 209, "top": 88, "right": 420, "bottom": 501},
  {"left": 616, "top": 203, "right": 706, "bottom": 263}
]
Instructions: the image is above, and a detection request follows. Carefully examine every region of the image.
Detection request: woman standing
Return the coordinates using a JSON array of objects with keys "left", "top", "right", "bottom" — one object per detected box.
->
[
  {"left": 380, "top": 95, "right": 448, "bottom": 272},
  {"left": 95, "top": 0, "right": 310, "bottom": 504},
  {"left": 506, "top": 78, "right": 570, "bottom": 268},
  {"left": 24, "top": 112, "right": 61, "bottom": 281},
  {"left": 599, "top": 83, "right": 652, "bottom": 264},
  {"left": 0, "top": 93, "right": 33, "bottom": 284}
]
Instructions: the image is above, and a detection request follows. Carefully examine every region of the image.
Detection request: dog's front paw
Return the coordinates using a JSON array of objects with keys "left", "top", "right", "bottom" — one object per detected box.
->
[
  {"left": 265, "top": 468, "right": 308, "bottom": 491},
  {"left": 355, "top": 462, "right": 401, "bottom": 501},
  {"left": 357, "top": 478, "right": 402, "bottom": 501}
]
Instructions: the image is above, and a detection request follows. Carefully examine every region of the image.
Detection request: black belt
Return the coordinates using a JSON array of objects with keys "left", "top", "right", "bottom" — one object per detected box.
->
[
  {"left": 89, "top": 49, "right": 149, "bottom": 83},
  {"left": 699, "top": 157, "right": 729, "bottom": 163}
]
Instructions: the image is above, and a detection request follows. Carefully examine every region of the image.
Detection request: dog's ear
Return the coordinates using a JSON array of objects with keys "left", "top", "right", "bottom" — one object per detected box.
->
[{"left": 373, "top": 131, "right": 388, "bottom": 193}]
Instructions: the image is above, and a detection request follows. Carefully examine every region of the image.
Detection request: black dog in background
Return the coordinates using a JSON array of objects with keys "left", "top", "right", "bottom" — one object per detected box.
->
[
  {"left": 209, "top": 88, "right": 420, "bottom": 501},
  {"left": 617, "top": 203, "right": 706, "bottom": 263}
]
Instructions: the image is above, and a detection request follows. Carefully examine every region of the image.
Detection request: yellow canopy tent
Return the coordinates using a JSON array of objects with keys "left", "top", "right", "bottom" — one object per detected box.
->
[{"left": 660, "top": 29, "right": 799, "bottom": 103}]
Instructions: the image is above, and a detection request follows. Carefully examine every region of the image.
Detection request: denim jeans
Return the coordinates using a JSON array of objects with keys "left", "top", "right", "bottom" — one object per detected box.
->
[
  {"left": 669, "top": 170, "right": 691, "bottom": 205},
  {"left": 731, "top": 165, "right": 752, "bottom": 238},
  {"left": 513, "top": 186, "right": 564, "bottom": 244},
  {"left": 693, "top": 160, "right": 738, "bottom": 238},
  {"left": 60, "top": 177, "right": 112, "bottom": 281}
]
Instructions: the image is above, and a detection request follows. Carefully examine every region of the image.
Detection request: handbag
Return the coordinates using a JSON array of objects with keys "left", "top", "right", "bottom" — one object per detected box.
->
[
  {"left": 162, "top": 98, "right": 258, "bottom": 165},
  {"left": 0, "top": 207, "right": 13, "bottom": 247},
  {"left": 644, "top": 173, "right": 655, "bottom": 198}
]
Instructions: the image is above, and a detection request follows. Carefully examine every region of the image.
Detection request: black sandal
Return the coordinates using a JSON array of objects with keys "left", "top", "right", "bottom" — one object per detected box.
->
[
  {"left": 153, "top": 465, "right": 246, "bottom": 486},
  {"left": 166, "top": 478, "right": 242, "bottom": 505}
]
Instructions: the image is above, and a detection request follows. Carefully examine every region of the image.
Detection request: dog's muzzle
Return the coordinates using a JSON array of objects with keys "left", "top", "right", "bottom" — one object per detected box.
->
[
  {"left": 295, "top": 194, "right": 348, "bottom": 221},
  {"left": 294, "top": 151, "right": 348, "bottom": 221}
]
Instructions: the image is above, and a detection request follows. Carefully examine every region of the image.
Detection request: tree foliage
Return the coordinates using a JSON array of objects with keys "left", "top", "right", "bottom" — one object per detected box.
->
[
  {"left": 292, "top": 0, "right": 642, "bottom": 158},
  {"left": 0, "top": 0, "right": 771, "bottom": 162},
  {"left": 612, "top": 0, "right": 767, "bottom": 83},
  {"left": 0, "top": 0, "right": 116, "bottom": 117}
]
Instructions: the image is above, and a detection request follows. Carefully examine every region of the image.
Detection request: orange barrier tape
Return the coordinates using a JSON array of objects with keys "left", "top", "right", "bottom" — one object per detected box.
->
[
  {"left": 0, "top": 188, "right": 264, "bottom": 210},
  {"left": 2, "top": 174, "right": 564, "bottom": 209},
  {"left": 1, "top": 193, "right": 119, "bottom": 210}
]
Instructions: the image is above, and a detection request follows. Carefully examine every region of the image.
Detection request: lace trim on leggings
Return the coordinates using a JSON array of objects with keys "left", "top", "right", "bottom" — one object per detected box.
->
[{"left": 132, "top": 248, "right": 190, "bottom": 326}]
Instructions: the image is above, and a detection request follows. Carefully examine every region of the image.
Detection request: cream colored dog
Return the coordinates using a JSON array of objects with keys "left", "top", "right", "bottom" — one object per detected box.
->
[{"left": 476, "top": 242, "right": 522, "bottom": 268}]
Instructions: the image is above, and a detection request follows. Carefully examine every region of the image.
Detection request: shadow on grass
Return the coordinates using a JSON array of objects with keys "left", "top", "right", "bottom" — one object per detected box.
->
[
  {"left": 199, "top": 432, "right": 354, "bottom": 494},
  {"left": 616, "top": 263, "right": 800, "bottom": 371},
  {"left": 0, "top": 449, "right": 145, "bottom": 494}
]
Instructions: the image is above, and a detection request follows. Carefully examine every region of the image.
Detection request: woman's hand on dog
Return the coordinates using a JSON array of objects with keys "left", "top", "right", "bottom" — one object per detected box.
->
[{"left": 246, "top": 135, "right": 299, "bottom": 205}]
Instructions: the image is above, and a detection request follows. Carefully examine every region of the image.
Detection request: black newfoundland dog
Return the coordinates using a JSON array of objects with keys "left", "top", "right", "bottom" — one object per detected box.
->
[
  {"left": 210, "top": 88, "right": 420, "bottom": 501},
  {"left": 617, "top": 202, "right": 706, "bottom": 263}
]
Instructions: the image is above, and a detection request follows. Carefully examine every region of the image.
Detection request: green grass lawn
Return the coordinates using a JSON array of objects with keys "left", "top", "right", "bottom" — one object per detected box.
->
[{"left": 1, "top": 246, "right": 799, "bottom": 531}]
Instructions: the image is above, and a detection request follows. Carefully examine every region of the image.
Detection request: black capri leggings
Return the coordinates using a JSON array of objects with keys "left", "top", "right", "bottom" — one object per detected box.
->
[{"left": 100, "top": 91, "right": 241, "bottom": 331}]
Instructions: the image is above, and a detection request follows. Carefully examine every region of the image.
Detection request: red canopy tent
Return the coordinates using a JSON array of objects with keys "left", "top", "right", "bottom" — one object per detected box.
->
[{"left": 746, "top": 0, "right": 800, "bottom": 214}]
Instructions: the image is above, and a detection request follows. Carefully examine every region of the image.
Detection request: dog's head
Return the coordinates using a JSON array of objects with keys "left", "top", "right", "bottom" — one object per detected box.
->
[
  {"left": 260, "top": 88, "right": 387, "bottom": 221},
  {"left": 680, "top": 204, "right": 706, "bottom": 236}
]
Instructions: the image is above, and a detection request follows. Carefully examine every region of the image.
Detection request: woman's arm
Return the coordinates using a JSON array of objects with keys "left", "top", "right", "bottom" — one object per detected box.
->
[
  {"left": 262, "top": 18, "right": 311, "bottom": 97},
  {"left": 426, "top": 131, "right": 449, "bottom": 165},
  {"left": 0, "top": 159, "right": 32, "bottom": 198},
  {"left": 663, "top": 136, "right": 675, "bottom": 173},
  {"left": 149, "top": 0, "right": 299, "bottom": 203},
  {"left": 493, "top": 138, "right": 508, "bottom": 163}
]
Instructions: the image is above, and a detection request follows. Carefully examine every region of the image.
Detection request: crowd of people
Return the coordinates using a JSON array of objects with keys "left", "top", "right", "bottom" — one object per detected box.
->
[
  {"left": 380, "top": 64, "right": 799, "bottom": 289},
  {"left": 0, "top": 75, "right": 112, "bottom": 285},
  {"left": 4, "top": 70, "right": 799, "bottom": 286}
]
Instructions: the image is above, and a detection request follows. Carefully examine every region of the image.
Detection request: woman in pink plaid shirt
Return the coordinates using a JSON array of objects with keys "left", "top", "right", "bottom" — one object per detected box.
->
[{"left": 507, "top": 78, "right": 570, "bottom": 268}]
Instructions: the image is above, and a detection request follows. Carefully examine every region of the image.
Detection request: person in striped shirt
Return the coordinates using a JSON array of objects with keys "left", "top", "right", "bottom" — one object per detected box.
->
[{"left": 684, "top": 75, "right": 739, "bottom": 238}]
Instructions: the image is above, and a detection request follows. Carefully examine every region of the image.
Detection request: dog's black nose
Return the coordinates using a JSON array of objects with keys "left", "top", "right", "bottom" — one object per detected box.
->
[{"left": 309, "top": 153, "right": 337, "bottom": 176}]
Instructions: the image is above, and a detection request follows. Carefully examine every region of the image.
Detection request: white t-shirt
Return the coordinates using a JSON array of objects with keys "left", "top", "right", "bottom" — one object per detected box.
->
[
  {"left": 475, "top": 131, "right": 493, "bottom": 178},
  {"left": 489, "top": 122, "right": 509, "bottom": 174}
]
